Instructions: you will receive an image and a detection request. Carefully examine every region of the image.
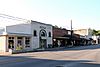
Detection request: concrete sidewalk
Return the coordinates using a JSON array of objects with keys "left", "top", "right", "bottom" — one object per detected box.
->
[{"left": 1, "top": 45, "right": 100, "bottom": 55}]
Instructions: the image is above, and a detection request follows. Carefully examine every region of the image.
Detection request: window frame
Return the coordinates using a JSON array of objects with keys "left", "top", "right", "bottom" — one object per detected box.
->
[
  {"left": 25, "top": 37, "right": 30, "bottom": 47},
  {"left": 33, "top": 30, "right": 37, "bottom": 36},
  {"left": 8, "top": 37, "right": 15, "bottom": 49},
  {"left": 48, "top": 32, "right": 51, "bottom": 37}
]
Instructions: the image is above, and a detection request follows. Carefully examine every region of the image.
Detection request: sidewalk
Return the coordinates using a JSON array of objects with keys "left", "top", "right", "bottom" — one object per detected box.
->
[
  {"left": 1, "top": 45, "right": 99, "bottom": 55},
  {"left": 35, "top": 47, "right": 66, "bottom": 51},
  {"left": 0, "top": 52, "right": 12, "bottom": 56}
]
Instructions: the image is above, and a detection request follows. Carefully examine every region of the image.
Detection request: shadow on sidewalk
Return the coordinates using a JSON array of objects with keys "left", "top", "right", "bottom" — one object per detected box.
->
[
  {"left": 0, "top": 55, "right": 100, "bottom": 67},
  {"left": 45, "top": 45, "right": 100, "bottom": 52}
]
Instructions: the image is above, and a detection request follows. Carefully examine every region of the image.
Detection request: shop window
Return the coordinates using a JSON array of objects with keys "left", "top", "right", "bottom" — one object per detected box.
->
[
  {"left": 9, "top": 37, "right": 14, "bottom": 39},
  {"left": 34, "top": 30, "right": 37, "bottom": 36},
  {"left": 9, "top": 37, "right": 11, "bottom": 39},
  {"left": 17, "top": 37, "right": 23, "bottom": 45},
  {"left": 48, "top": 32, "right": 51, "bottom": 37},
  {"left": 17, "top": 37, "right": 22, "bottom": 39},
  {"left": 8, "top": 37, "right": 14, "bottom": 49},
  {"left": 25, "top": 37, "right": 30, "bottom": 47},
  {"left": 16, "top": 37, "right": 23, "bottom": 50}
]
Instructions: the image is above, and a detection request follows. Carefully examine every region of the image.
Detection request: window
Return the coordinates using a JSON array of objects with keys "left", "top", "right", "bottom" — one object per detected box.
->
[
  {"left": 17, "top": 37, "right": 23, "bottom": 45},
  {"left": 34, "top": 30, "right": 37, "bottom": 36},
  {"left": 8, "top": 37, "right": 14, "bottom": 49},
  {"left": 25, "top": 37, "right": 30, "bottom": 47},
  {"left": 17, "top": 37, "right": 22, "bottom": 39},
  {"left": 16, "top": 37, "right": 23, "bottom": 50},
  {"left": 41, "top": 31, "right": 46, "bottom": 36},
  {"left": 48, "top": 32, "right": 51, "bottom": 37},
  {"left": 9, "top": 37, "right": 14, "bottom": 39},
  {"left": 40, "top": 30, "right": 47, "bottom": 37}
]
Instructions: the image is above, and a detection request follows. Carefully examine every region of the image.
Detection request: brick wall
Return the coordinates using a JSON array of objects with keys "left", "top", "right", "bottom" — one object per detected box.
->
[{"left": 53, "top": 27, "right": 68, "bottom": 38}]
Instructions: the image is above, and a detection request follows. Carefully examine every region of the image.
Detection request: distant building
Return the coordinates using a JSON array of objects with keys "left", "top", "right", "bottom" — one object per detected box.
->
[
  {"left": 92, "top": 35, "right": 100, "bottom": 44},
  {"left": 74, "top": 28, "right": 93, "bottom": 45},
  {"left": 74, "top": 28, "right": 93, "bottom": 39}
]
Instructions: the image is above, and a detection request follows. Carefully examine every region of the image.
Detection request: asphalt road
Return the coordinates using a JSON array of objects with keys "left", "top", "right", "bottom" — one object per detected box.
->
[{"left": 0, "top": 45, "right": 100, "bottom": 67}]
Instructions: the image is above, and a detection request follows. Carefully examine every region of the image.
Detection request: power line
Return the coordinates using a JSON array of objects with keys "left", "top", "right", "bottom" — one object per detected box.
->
[{"left": 0, "top": 13, "right": 29, "bottom": 22}]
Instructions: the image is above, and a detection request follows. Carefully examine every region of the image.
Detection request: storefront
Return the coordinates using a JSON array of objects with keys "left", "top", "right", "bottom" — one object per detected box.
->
[
  {"left": 53, "top": 28, "right": 81, "bottom": 47},
  {"left": 52, "top": 27, "right": 70, "bottom": 47},
  {"left": 0, "top": 20, "right": 52, "bottom": 53}
]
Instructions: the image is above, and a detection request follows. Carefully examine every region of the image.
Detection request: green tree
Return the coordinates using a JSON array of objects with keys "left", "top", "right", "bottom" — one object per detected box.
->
[
  {"left": 92, "top": 29, "right": 98, "bottom": 44},
  {"left": 97, "top": 30, "right": 100, "bottom": 36},
  {"left": 54, "top": 25, "right": 59, "bottom": 28},
  {"left": 92, "top": 29, "right": 98, "bottom": 36},
  {"left": 92, "top": 29, "right": 100, "bottom": 44}
]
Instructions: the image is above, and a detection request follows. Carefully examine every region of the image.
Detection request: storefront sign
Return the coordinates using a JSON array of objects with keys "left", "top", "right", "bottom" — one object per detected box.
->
[{"left": 40, "top": 26, "right": 46, "bottom": 29}]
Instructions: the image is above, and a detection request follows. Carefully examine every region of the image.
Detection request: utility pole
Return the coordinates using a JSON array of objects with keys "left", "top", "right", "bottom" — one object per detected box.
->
[
  {"left": 70, "top": 19, "right": 73, "bottom": 47},
  {"left": 71, "top": 20, "right": 72, "bottom": 31},
  {"left": 71, "top": 19, "right": 73, "bottom": 34}
]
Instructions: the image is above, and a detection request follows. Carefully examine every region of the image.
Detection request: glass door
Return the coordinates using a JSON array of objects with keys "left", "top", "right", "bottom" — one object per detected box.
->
[
  {"left": 40, "top": 39, "right": 47, "bottom": 49},
  {"left": 16, "top": 37, "right": 23, "bottom": 50}
]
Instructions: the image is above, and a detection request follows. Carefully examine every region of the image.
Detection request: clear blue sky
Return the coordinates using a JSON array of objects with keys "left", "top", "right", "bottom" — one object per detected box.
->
[{"left": 0, "top": 0, "right": 100, "bottom": 30}]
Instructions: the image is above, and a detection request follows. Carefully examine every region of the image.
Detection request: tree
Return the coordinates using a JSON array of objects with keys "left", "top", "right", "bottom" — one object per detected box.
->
[
  {"left": 92, "top": 29, "right": 100, "bottom": 44},
  {"left": 54, "top": 25, "right": 59, "bottom": 28},
  {"left": 92, "top": 29, "right": 98, "bottom": 36},
  {"left": 97, "top": 30, "right": 100, "bottom": 36}
]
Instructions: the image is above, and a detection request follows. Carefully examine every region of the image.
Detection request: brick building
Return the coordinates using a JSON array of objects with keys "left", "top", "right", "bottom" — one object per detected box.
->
[{"left": 53, "top": 27, "right": 80, "bottom": 47}]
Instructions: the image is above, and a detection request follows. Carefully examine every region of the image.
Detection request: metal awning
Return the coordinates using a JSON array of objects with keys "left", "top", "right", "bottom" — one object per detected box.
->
[
  {"left": 7, "top": 32, "right": 32, "bottom": 36},
  {"left": 54, "top": 37, "right": 69, "bottom": 39}
]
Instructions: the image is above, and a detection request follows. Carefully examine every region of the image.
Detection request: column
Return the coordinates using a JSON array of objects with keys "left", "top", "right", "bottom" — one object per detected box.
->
[
  {"left": 14, "top": 36, "right": 17, "bottom": 50},
  {"left": 6, "top": 36, "right": 8, "bottom": 52},
  {"left": 23, "top": 37, "right": 26, "bottom": 49}
]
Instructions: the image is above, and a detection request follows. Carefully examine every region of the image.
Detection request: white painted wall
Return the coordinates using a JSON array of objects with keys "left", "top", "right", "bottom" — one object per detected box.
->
[
  {"left": 6, "top": 23, "right": 31, "bottom": 34},
  {"left": 31, "top": 37, "right": 39, "bottom": 49},
  {"left": 0, "top": 36, "right": 6, "bottom": 52},
  {"left": 31, "top": 21, "right": 52, "bottom": 49},
  {"left": 0, "top": 28, "right": 5, "bottom": 35}
]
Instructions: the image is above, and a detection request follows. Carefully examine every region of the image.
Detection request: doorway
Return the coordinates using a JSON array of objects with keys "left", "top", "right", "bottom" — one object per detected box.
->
[
  {"left": 40, "top": 39, "right": 47, "bottom": 48},
  {"left": 8, "top": 37, "right": 14, "bottom": 49},
  {"left": 39, "top": 29, "right": 47, "bottom": 49},
  {"left": 17, "top": 37, "right": 23, "bottom": 50}
]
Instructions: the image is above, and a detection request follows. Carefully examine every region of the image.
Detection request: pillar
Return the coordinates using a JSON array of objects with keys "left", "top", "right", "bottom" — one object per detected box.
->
[
  {"left": 14, "top": 36, "right": 17, "bottom": 50},
  {"left": 23, "top": 37, "right": 26, "bottom": 49}
]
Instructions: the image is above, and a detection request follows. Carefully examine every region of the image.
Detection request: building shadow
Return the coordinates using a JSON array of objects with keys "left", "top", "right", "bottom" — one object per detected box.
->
[
  {"left": 65, "top": 45, "right": 100, "bottom": 51},
  {"left": 0, "top": 55, "right": 100, "bottom": 67},
  {"left": 45, "top": 45, "right": 100, "bottom": 52}
]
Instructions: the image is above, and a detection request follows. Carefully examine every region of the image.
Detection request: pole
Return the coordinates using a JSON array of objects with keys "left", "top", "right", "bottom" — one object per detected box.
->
[
  {"left": 70, "top": 20, "right": 73, "bottom": 47},
  {"left": 71, "top": 20, "right": 73, "bottom": 36},
  {"left": 71, "top": 20, "right": 72, "bottom": 31}
]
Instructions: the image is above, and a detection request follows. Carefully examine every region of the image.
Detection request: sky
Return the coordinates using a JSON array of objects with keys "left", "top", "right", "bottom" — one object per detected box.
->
[{"left": 0, "top": 0, "right": 100, "bottom": 30}]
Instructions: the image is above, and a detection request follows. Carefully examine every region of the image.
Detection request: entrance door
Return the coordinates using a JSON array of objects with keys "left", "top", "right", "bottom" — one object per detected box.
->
[
  {"left": 39, "top": 29, "right": 47, "bottom": 49},
  {"left": 40, "top": 39, "right": 47, "bottom": 49},
  {"left": 17, "top": 37, "right": 23, "bottom": 50},
  {"left": 8, "top": 37, "right": 14, "bottom": 49},
  {"left": 8, "top": 40, "right": 14, "bottom": 49}
]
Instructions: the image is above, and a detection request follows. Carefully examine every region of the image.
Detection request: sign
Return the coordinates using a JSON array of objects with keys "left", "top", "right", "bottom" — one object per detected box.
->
[{"left": 40, "top": 26, "right": 46, "bottom": 29}]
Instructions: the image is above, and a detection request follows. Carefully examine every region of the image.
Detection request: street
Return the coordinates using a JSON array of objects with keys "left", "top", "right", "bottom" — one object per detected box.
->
[{"left": 0, "top": 45, "right": 100, "bottom": 67}]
